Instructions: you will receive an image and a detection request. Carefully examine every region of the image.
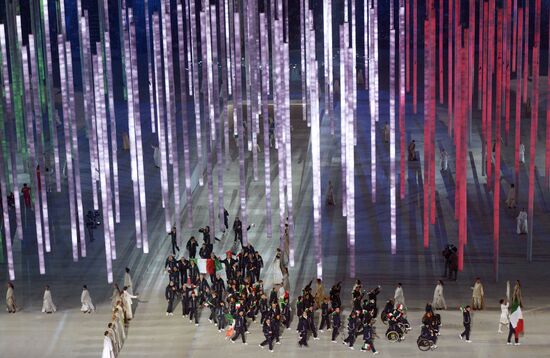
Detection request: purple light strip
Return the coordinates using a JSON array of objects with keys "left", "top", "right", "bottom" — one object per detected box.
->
[
  {"left": 177, "top": 3, "right": 193, "bottom": 228},
  {"left": 143, "top": 0, "right": 156, "bottom": 134},
  {"left": 94, "top": 51, "right": 114, "bottom": 282},
  {"left": 300, "top": 0, "right": 308, "bottom": 127},
  {"left": 260, "top": 12, "right": 272, "bottom": 239},
  {"left": 340, "top": 24, "right": 347, "bottom": 218},
  {"left": 189, "top": 0, "right": 203, "bottom": 186},
  {"left": 210, "top": 4, "right": 226, "bottom": 233},
  {"left": 390, "top": 1, "right": 397, "bottom": 254},
  {"left": 0, "top": 37, "right": 14, "bottom": 278},
  {"left": 152, "top": 13, "right": 172, "bottom": 230},
  {"left": 42, "top": 0, "right": 61, "bottom": 193},
  {"left": 22, "top": 44, "right": 45, "bottom": 273},
  {"left": 104, "top": 24, "right": 121, "bottom": 223},
  {"left": 57, "top": 36, "right": 78, "bottom": 262},
  {"left": 223, "top": 0, "right": 232, "bottom": 96},
  {"left": 351, "top": 0, "right": 357, "bottom": 145},
  {"left": 65, "top": 43, "right": 87, "bottom": 258},
  {"left": 129, "top": 9, "right": 149, "bottom": 252},
  {"left": 161, "top": 2, "right": 173, "bottom": 167},
  {"left": 29, "top": 35, "right": 52, "bottom": 253},
  {"left": 323, "top": 0, "right": 334, "bottom": 135},
  {"left": 283, "top": 23, "right": 294, "bottom": 266},
  {"left": 233, "top": 11, "right": 248, "bottom": 246},
  {"left": 123, "top": 9, "right": 143, "bottom": 249},
  {"left": 5, "top": 23, "right": 23, "bottom": 241},
  {"left": 184, "top": 0, "right": 194, "bottom": 96}
]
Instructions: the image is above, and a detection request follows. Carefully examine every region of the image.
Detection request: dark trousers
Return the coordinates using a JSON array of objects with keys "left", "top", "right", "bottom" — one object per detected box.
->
[
  {"left": 461, "top": 324, "right": 470, "bottom": 340},
  {"left": 209, "top": 308, "right": 217, "bottom": 322},
  {"left": 299, "top": 330, "right": 308, "bottom": 346},
  {"left": 171, "top": 240, "right": 180, "bottom": 255},
  {"left": 443, "top": 261, "right": 449, "bottom": 277},
  {"left": 344, "top": 331, "right": 356, "bottom": 346},
  {"left": 449, "top": 268, "right": 458, "bottom": 280},
  {"left": 217, "top": 316, "right": 226, "bottom": 330},
  {"left": 166, "top": 299, "right": 174, "bottom": 313},
  {"left": 310, "top": 324, "right": 317, "bottom": 338},
  {"left": 260, "top": 336, "right": 273, "bottom": 350},
  {"left": 332, "top": 326, "right": 340, "bottom": 341},
  {"left": 319, "top": 315, "right": 330, "bottom": 330},
  {"left": 181, "top": 300, "right": 189, "bottom": 315},
  {"left": 272, "top": 321, "right": 280, "bottom": 342},
  {"left": 189, "top": 309, "right": 199, "bottom": 323},
  {"left": 507, "top": 323, "right": 518, "bottom": 343},
  {"left": 363, "top": 339, "right": 376, "bottom": 352},
  {"left": 232, "top": 328, "right": 246, "bottom": 343}
]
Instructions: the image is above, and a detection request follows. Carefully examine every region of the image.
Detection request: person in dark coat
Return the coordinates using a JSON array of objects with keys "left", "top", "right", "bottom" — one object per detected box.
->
[
  {"left": 233, "top": 217, "right": 243, "bottom": 246},
  {"left": 319, "top": 297, "right": 331, "bottom": 331},
  {"left": 282, "top": 297, "right": 292, "bottom": 329},
  {"left": 459, "top": 305, "right": 472, "bottom": 342},
  {"left": 198, "top": 226, "right": 212, "bottom": 245},
  {"left": 330, "top": 282, "right": 342, "bottom": 309},
  {"left": 343, "top": 311, "right": 358, "bottom": 349},
  {"left": 449, "top": 250, "right": 458, "bottom": 281},
  {"left": 186, "top": 237, "right": 198, "bottom": 258},
  {"left": 168, "top": 226, "right": 179, "bottom": 255},
  {"left": 361, "top": 321, "right": 379, "bottom": 354},
  {"left": 231, "top": 310, "right": 247, "bottom": 344},
  {"left": 165, "top": 281, "right": 177, "bottom": 316},
  {"left": 307, "top": 306, "right": 319, "bottom": 340},
  {"left": 216, "top": 301, "right": 227, "bottom": 331},
  {"left": 189, "top": 260, "right": 200, "bottom": 285},
  {"left": 189, "top": 290, "right": 200, "bottom": 325},
  {"left": 259, "top": 318, "right": 274, "bottom": 351},
  {"left": 298, "top": 311, "right": 309, "bottom": 347},
  {"left": 331, "top": 307, "right": 341, "bottom": 342},
  {"left": 181, "top": 283, "right": 191, "bottom": 316}
]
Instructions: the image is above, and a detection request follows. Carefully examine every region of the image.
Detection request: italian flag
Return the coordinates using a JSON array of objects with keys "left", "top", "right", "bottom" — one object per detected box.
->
[{"left": 509, "top": 302, "right": 524, "bottom": 337}]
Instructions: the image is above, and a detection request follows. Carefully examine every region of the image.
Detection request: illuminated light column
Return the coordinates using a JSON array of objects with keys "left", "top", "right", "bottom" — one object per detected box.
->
[
  {"left": 0, "top": 130, "right": 14, "bottom": 279},
  {"left": 486, "top": 0, "right": 495, "bottom": 189},
  {"left": 161, "top": 1, "right": 173, "bottom": 167},
  {"left": 300, "top": 0, "right": 307, "bottom": 128},
  {"left": 405, "top": 0, "right": 410, "bottom": 92},
  {"left": 468, "top": 0, "right": 475, "bottom": 144},
  {"left": 104, "top": 23, "right": 121, "bottom": 224},
  {"left": 390, "top": 0, "right": 397, "bottom": 254},
  {"left": 28, "top": 35, "right": 51, "bottom": 253},
  {"left": 233, "top": 12, "right": 249, "bottom": 247},
  {"left": 189, "top": 0, "right": 204, "bottom": 186},
  {"left": 514, "top": 7, "right": 523, "bottom": 190},
  {"left": 65, "top": 44, "right": 87, "bottom": 257},
  {"left": 283, "top": 20, "right": 294, "bottom": 266},
  {"left": 143, "top": 0, "right": 156, "bottom": 133},
  {"left": 399, "top": 0, "right": 406, "bottom": 199},
  {"left": 478, "top": 0, "right": 484, "bottom": 110},
  {"left": 412, "top": 0, "right": 417, "bottom": 113},
  {"left": 351, "top": 0, "right": 357, "bottom": 145},
  {"left": 494, "top": 11, "right": 503, "bottom": 279},
  {"left": 527, "top": 0, "right": 541, "bottom": 262},
  {"left": 367, "top": 1, "right": 378, "bottom": 204},
  {"left": 340, "top": 24, "right": 347, "bottom": 218},
  {"left": 222, "top": 0, "right": 232, "bottom": 96},
  {"left": 447, "top": 0, "right": 453, "bottom": 135},
  {"left": 439, "top": 0, "right": 443, "bottom": 104},
  {"left": 209, "top": 4, "right": 226, "bottom": 232},
  {"left": 323, "top": 0, "right": 334, "bottom": 135},
  {"left": 123, "top": 12, "right": 143, "bottom": 249},
  {"left": 130, "top": 9, "right": 149, "bottom": 253},
  {"left": 546, "top": 40, "right": 550, "bottom": 191},
  {"left": 458, "top": 42, "right": 468, "bottom": 271},
  {"left": 57, "top": 36, "right": 78, "bottom": 262},
  {"left": 22, "top": 45, "right": 45, "bottom": 273},
  {"left": 1, "top": 25, "right": 23, "bottom": 241},
  {"left": 94, "top": 52, "right": 113, "bottom": 283},
  {"left": 521, "top": 0, "right": 529, "bottom": 104},
  {"left": 503, "top": 0, "right": 512, "bottom": 143},
  {"left": 80, "top": 13, "right": 100, "bottom": 212},
  {"left": 41, "top": 0, "right": 61, "bottom": 193},
  {"left": 423, "top": 15, "right": 431, "bottom": 247},
  {"left": 152, "top": 13, "right": 172, "bottom": 230},
  {"left": 177, "top": 3, "right": 193, "bottom": 228},
  {"left": 512, "top": 0, "right": 518, "bottom": 72},
  {"left": 481, "top": 1, "right": 488, "bottom": 177},
  {"left": 259, "top": 12, "right": 272, "bottom": 239}
]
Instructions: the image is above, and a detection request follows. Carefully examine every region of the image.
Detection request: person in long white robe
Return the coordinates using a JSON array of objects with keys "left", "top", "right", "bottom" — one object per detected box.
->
[
  {"left": 471, "top": 278, "right": 485, "bottom": 310},
  {"left": 122, "top": 287, "right": 138, "bottom": 320},
  {"left": 41, "top": 286, "right": 56, "bottom": 313},
  {"left": 516, "top": 209, "right": 528, "bottom": 234},
  {"left": 440, "top": 149, "right": 449, "bottom": 171},
  {"left": 124, "top": 268, "right": 134, "bottom": 295},
  {"left": 394, "top": 283, "right": 405, "bottom": 307},
  {"left": 432, "top": 280, "right": 447, "bottom": 310},
  {"left": 505, "top": 184, "right": 516, "bottom": 209},
  {"left": 498, "top": 299, "right": 509, "bottom": 333},
  {"left": 107, "top": 323, "right": 120, "bottom": 354},
  {"left": 519, "top": 143, "right": 525, "bottom": 164},
  {"left": 102, "top": 332, "right": 115, "bottom": 358},
  {"left": 6, "top": 282, "right": 17, "bottom": 313},
  {"left": 272, "top": 254, "right": 284, "bottom": 286},
  {"left": 111, "top": 284, "right": 121, "bottom": 308},
  {"left": 80, "top": 285, "right": 95, "bottom": 313}
]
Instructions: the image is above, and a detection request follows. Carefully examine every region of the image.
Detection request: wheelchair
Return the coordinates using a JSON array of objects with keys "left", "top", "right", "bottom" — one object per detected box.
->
[
  {"left": 385, "top": 323, "right": 405, "bottom": 342},
  {"left": 417, "top": 336, "right": 436, "bottom": 351}
]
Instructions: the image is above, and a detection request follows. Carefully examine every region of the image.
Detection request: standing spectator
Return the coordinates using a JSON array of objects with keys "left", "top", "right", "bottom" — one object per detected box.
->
[{"left": 6, "top": 282, "right": 17, "bottom": 313}]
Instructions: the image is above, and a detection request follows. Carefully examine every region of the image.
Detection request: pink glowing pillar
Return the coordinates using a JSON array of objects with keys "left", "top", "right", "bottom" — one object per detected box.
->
[
  {"left": 438, "top": 0, "right": 443, "bottom": 104},
  {"left": 514, "top": 7, "right": 524, "bottom": 190},
  {"left": 494, "top": 10, "right": 503, "bottom": 279},
  {"left": 527, "top": 0, "right": 541, "bottom": 262},
  {"left": 522, "top": 0, "right": 529, "bottom": 104},
  {"left": 399, "top": 0, "right": 406, "bottom": 200},
  {"left": 405, "top": 0, "right": 410, "bottom": 92},
  {"left": 447, "top": 0, "right": 453, "bottom": 135},
  {"left": 412, "top": 0, "right": 417, "bottom": 113},
  {"left": 390, "top": 0, "right": 397, "bottom": 254},
  {"left": 512, "top": 0, "right": 518, "bottom": 72}
]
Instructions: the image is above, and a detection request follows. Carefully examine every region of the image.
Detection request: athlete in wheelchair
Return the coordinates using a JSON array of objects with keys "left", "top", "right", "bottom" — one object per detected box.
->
[
  {"left": 380, "top": 299, "right": 394, "bottom": 325},
  {"left": 385, "top": 304, "right": 410, "bottom": 342},
  {"left": 417, "top": 323, "right": 438, "bottom": 351}
]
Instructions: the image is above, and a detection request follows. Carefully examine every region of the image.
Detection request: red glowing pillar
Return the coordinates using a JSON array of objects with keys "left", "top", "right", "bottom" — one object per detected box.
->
[
  {"left": 494, "top": 9, "right": 503, "bottom": 279},
  {"left": 481, "top": 1, "right": 488, "bottom": 177},
  {"left": 527, "top": 0, "right": 541, "bottom": 262},
  {"left": 423, "top": 17, "right": 431, "bottom": 248},
  {"left": 522, "top": 0, "right": 529, "bottom": 103},
  {"left": 512, "top": 0, "right": 518, "bottom": 72},
  {"left": 504, "top": 0, "right": 512, "bottom": 143},
  {"left": 413, "top": 0, "right": 418, "bottom": 113},
  {"left": 406, "top": 0, "right": 410, "bottom": 92},
  {"left": 439, "top": 0, "right": 443, "bottom": 104},
  {"left": 486, "top": 0, "right": 495, "bottom": 189},
  {"left": 514, "top": 7, "right": 523, "bottom": 192},
  {"left": 447, "top": 0, "right": 453, "bottom": 135}
]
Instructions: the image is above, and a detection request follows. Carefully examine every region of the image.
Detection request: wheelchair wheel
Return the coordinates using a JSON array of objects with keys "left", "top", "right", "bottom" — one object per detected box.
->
[
  {"left": 386, "top": 330, "right": 399, "bottom": 342},
  {"left": 417, "top": 337, "right": 432, "bottom": 351}
]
